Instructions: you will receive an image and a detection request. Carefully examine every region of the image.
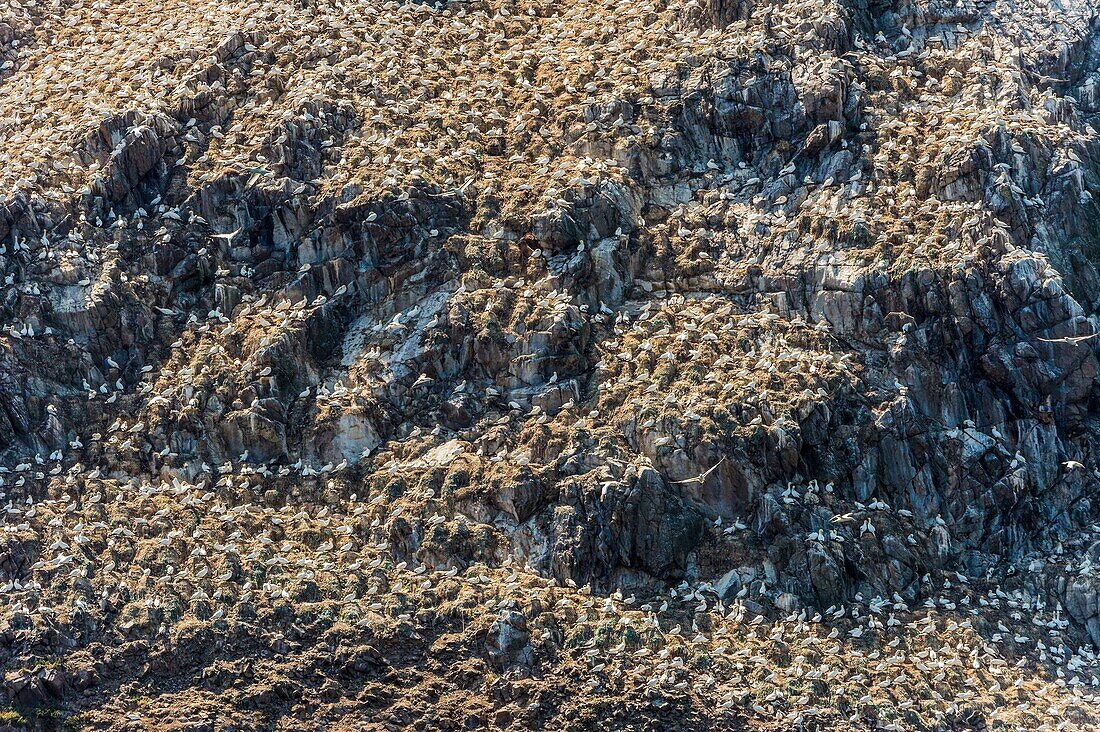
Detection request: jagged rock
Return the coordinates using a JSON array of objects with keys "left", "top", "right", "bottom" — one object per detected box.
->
[
  {"left": 2, "top": 0, "right": 1100, "bottom": 726},
  {"left": 485, "top": 607, "right": 533, "bottom": 671},
  {"left": 714, "top": 569, "right": 742, "bottom": 600},
  {"left": 3, "top": 667, "right": 66, "bottom": 708}
]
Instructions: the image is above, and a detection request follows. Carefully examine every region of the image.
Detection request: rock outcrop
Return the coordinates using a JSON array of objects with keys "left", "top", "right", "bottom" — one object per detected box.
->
[{"left": 2, "top": 0, "right": 1100, "bottom": 727}]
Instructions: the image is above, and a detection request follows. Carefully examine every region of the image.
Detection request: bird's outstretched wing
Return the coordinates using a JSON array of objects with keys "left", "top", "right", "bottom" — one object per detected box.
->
[
  {"left": 669, "top": 457, "right": 727, "bottom": 485},
  {"left": 1037, "top": 332, "right": 1099, "bottom": 343},
  {"left": 211, "top": 227, "right": 242, "bottom": 242}
]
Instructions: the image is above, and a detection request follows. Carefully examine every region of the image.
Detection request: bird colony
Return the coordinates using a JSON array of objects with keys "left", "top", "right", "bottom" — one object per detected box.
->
[{"left": 3, "top": 0, "right": 1100, "bottom": 727}]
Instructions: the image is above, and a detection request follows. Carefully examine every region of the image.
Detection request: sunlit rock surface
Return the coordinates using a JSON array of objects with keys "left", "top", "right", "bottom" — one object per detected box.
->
[{"left": 2, "top": 0, "right": 1100, "bottom": 728}]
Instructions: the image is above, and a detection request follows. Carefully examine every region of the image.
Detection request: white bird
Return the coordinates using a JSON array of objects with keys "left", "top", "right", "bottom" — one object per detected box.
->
[{"left": 211, "top": 228, "right": 241, "bottom": 243}]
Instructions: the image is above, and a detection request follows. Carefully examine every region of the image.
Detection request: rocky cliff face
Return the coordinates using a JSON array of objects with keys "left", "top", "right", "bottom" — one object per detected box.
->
[{"left": 4, "top": 0, "right": 1100, "bottom": 728}]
